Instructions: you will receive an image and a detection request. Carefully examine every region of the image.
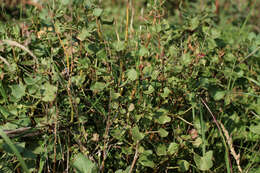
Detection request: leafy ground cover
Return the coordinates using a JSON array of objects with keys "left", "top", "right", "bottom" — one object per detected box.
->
[{"left": 0, "top": 0, "right": 260, "bottom": 172}]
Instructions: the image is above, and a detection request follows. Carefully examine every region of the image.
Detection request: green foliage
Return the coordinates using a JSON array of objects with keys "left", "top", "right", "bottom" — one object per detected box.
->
[
  {"left": 72, "top": 153, "right": 98, "bottom": 173},
  {"left": 0, "top": 0, "right": 259, "bottom": 172}
]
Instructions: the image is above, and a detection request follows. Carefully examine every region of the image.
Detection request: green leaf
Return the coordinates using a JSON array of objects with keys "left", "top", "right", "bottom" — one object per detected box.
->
[
  {"left": 157, "top": 115, "right": 171, "bottom": 124},
  {"left": 181, "top": 53, "right": 192, "bottom": 66},
  {"left": 90, "top": 82, "right": 106, "bottom": 92},
  {"left": 213, "top": 90, "right": 226, "bottom": 101},
  {"left": 156, "top": 144, "right": 167, "bottom": 156},
  {"left": 127, "top": 69, "right": 138, "bottom": 81},
  {"left": 210, "top": 28, "right": 221, "bottom": 39},
  {"left": 168, "top": 142, "right": 179, "bottom": 155},
  {"left": 111, "top": 92, "right": 121, "bottom": 100},
  {"left": 128, "top": 103, "right": 135, "bottom": 112},
  {"left": 177, "top": 160, "right": 190, "bottom": 172},
  {"left": 192, "top": 137, "right": 202, "bottom": 148},
  {"left": 24, "top": 75, "right": 41, "bottom": 85},
  {"left": 42, "top": 83, "right": 57, "bottom": 102},
  {"left": 93, "top": 8, "right": 103, "bottom": 17},
  {"left": 194, "top": 151, "right": 213, "bottom": 171},
  {"left": 132, "top": 126, "right": 144, "bottom": 142},
  {"left": 0, "top": 81, "right": 7, "bottom": 101},
  {"left": 158, "top": 128, "right": 168, "bottom": 137},
  {"left": 189, "top": 17, "right": 199, "bottom": 31},
  {"left": 139, "top": 47, "right": 149, "bottom": 56},
  {"left": 111, "top": 128, "right": 125, "bottom": 140},
  {"left": 209, "top": 86, "right": 226, "bottom": 101},
  {"left": 250, "top": 123, "right": 260, "bottom": 135},
  {"left": 72, "top": 153, "right": 98, "bottom": 173},
  {"left": 161, "top": 87, "right": 171, "bottom": 98},
  {"left": 207, "top": 38, "right": 217, "bottom": 50},
  {"left": 77, "top": 28, "right": 91, "bottom": 41},
  {"left": 39, "top": 9, "right": 51, "bottom": 24},
  {"left": 139, "top": 154, "right": 155, "bottom": 168},
  {"left": 0, "top": 106, "right": 8, "bottom": 119},
  {"left": 10, "top": 83, "right": 26, "bottom": 100},
  {"left": 113, "top": 41, "right": 125, "bottom": 52},
  {"left": 143, "top": 85, "right": 154, "bottom": 95},
  {"left": 61, "top": 0, "right": 70, "bottom": 5},
  {"left": 224, "top": 53, "right": 236, "bottom": 62},
  {"left": 0, "top": 130, "right": 29, "bottom": 173},
  {"left": 71, "top": 75, "right": 86, "bottom": 87},
  {"left": 151, "top": 70, "right": 160, "bottom": 80}
]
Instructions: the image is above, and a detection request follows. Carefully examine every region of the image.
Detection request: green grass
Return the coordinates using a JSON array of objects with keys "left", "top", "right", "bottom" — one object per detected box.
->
[{"left": 0, "top": 0, "right": 259, "bottom": 172}]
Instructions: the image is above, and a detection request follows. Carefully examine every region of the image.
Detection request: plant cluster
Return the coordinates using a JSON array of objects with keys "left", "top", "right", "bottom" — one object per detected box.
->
[{"left": 0, "top": 0, "right": 259, "bottom": 172}]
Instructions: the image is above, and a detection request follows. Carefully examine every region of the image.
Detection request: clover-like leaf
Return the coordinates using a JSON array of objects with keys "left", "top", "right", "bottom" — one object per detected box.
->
[
  {"left": 157, "top": 115, "right": 171, "bottom": 124},
  {"left": 143, "top": 85, "right": 154, "bottom": 95},
  {"left": 77, "top": 28, "right": 91, "bottom": 41},
  {"left": 194, "top": 151, "right": 213, "bottom": 171},
  {"left": 72, "top": 153, "right": 98, "bottom": 173},
  {"left": 90, "top": 82, "right": 106, "bottom": 92},
  {"left": 158, "top": 128, "right": 168, "bottom": 137},
  {"left": 139, "top": 47, "right": 149, "bottom": 56},
  {"left": 42, "top": 83, "right": 57, "bottom": 102},
  {"left": 132, "top": 126, "right": 144, "bottom": 142},
  {"left": 178, "top": 160, "right": 190, "bottom": 172},
  {"left": 113, "top": 41, "right": 125, "bottom": 52},
  {"left": 139, "top": 154, "right": 155, "bottom": 168},
  {"left": 127, "top": 69, "right": 138, "bottom": 81},
  {"left": 10, "top": 83, "right": 26, "bottom": 100},
  {"left": 250, "top": 123, "right": 260, "bottom": 135},
  {"left": 93, "top": 8, "right": 103, "bottom": 17},
  {"left": 161, "top": 87, "right": 171, "bottom": 98},
  {"left": 168, "top": 142, "right": 179, "bottom": 155},
  {"left": 156, "top": 144, "right": 167, "bottom": 156}
]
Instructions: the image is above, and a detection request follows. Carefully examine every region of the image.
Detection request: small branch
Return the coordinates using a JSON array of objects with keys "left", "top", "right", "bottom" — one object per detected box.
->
[
  {"left": 0, "top": 55, "right": 10, "bottom": 66},
  {"left": 0, "top": 40, "right": 38, "bottom": 67},
  {"left": 1, "top": 127, "right": 42, "bottom": 138},
  {"left": 239, "top": 46, "right": 260, "bottom": 64},
  {"left": 129, "top": 142, "right": 139, "bottom": 173}
]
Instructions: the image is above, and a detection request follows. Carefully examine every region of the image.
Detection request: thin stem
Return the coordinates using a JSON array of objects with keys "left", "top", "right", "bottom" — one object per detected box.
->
[{"left": 129, "top": 142, "right": 139, "bottom": 173}]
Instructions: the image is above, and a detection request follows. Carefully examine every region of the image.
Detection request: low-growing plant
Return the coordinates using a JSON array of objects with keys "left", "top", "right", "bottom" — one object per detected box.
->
[{"left": 0, "top": 0, "right": 259, "bottom": 172}]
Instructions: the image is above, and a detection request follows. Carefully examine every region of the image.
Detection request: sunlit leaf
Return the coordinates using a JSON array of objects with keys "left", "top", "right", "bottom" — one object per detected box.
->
[
  {"left": 143, "top": 85, "right": 154, "bottom": 95},
  {"left": 194, "top": 151, "right": 213, "bottom": 171},
  {"left": 90, "top": 82, "right": 106, "bottom": 92},
  {"left": 139, "top": 154, "right": 155, "bottom": 168},
  {"left": 93, "top": 8, "right": 103, "bottom": 17},
  {"left": 127, "top": 69, "right": 138, "bottom": 81},
  {"left": 213, "top": 91, "right": 226, "bottom": 101},
  {"left": 10, "top": 83, "right": 26, "bottom": 100},
  {"left": 156, "top": 144, "right": 167, "bottom": 156},
  {"left": 168, "top": 142, "right": 179, "bottom": 155},
  {"left": 113, "top": 41, "right": 125, "bottom": 52},
  {"left": 177, "top": 160, "right": 190, "bottom": 172},
  {"left": 42, "top": 83, "right": 57, "bottom": 102},
  {"left": 77, "top": 28, "right": 91, "bottom": 41},
  {"left": 250, "top": 123, "right": 260, "bottom": 135},
  {"left": 158, "top": 128, "right": 168, "bottom": 137},
  {"left": 157, "top": 115, "right": 171, "bottom": 124},
  {"left": 132, "top": 126, "right": 144, "bottom": 142},
  {"left": 189, "top": 17, "right": 199, "bottom": 31},
  {"left": 139, "top": 47, "right": 149, "bottom": 56},
  {"left": 72, "top": 153, "right": 98, "bottom": 173},
  {"left": 161, "top": 87, "right": 171, "bottom": 98}
]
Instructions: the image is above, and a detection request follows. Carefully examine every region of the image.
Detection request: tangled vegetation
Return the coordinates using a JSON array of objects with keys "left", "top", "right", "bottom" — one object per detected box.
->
[{"left": 0, "top": 0, "right": 259, "bottom": 172}]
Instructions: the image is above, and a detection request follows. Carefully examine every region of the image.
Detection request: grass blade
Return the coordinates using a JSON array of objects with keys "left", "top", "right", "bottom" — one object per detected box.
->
[{"left": 0, "top": 129, "right": 29, "bottom": 173}]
